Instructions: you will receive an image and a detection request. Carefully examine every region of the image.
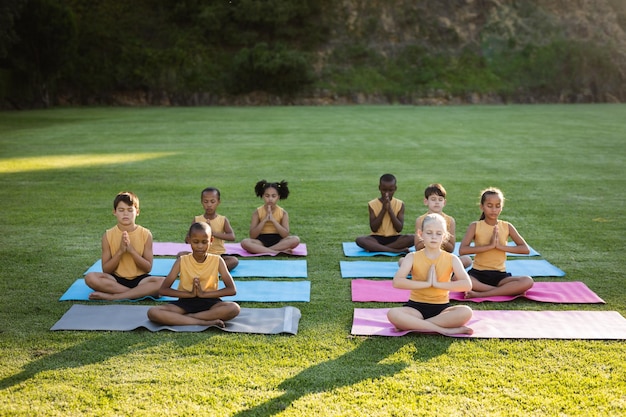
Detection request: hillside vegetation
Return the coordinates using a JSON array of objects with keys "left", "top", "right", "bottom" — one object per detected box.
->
[{"left": 1, "top": 0, "right": 625, "bottom": 107}]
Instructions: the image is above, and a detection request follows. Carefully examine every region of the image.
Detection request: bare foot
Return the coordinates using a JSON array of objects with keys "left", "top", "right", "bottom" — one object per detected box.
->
[
  {"left": 441, "top": 326, "right": 473, "bottom": 336},
  {"left": 279, "top": 249, "right": 294, "bottom": 255},
  {"left": 89, "top": 291, "right": 114, "bottom": 300},
  {"left": 202, "top": 319, "right": 225, "bottom": 328},
  {"left": 464, "top": 290, "right": 480, "bottom": 299}
]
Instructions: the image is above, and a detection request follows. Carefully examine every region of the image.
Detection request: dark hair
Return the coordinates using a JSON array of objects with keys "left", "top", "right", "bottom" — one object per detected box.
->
[
  {"left": 254, "top": 180, "right": 290, "bottom": 199},
  {"left": 379, "top": 173, "right": 396, "bottom": 184},
  {"left": 188, "top": 221, "right": 212, "bottom": 237},
  {"left": 113, "top": 191, "right": 139, "bottom": 210},
  {"left": 424, "top": 183, "right": 446, "bottom": 199},
  {"left": 478, "top": 187, "right": 505, "bottom": 220},
  {"left": 201, "top": 187, "right": 221, "bottom": 200}
]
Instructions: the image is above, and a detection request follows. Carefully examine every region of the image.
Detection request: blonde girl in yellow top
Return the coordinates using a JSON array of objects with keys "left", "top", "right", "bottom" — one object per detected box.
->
[
  {"left": 148, "top": 222, "right": 240, "bottom": 327},
  {"left": 240, "top": 180, "right": 300, "bottom": 255},
  {"left": 387, "top": 213, "right": 473, "bottom": 336},
  {"left": 459, "top": 187, "right": 534, "bottom": 299}
]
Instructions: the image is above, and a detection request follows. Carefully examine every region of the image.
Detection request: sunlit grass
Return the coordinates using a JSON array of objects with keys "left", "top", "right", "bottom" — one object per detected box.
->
[
  {"left": 0, "top": 152, "right": 178, "bottom": 173},
  {"left": 0, "top": 105, "right": 624, "bottom": 416}
]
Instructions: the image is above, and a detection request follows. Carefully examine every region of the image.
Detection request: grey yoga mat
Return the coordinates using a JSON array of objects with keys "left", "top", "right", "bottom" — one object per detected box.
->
[{"left": 51, "top": 304, "right": 301, "bottom": 335}]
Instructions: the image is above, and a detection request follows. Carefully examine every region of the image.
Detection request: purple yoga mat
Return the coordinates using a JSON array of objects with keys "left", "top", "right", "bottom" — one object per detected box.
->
[
  {"left": 351, "top": 280, "right": 605, "bottom": 303},
  {"left": 351, "top": 308, "right": 626, "bottom": 339},
  {"left": 153, "top": 242, "right": 307, "bottom": 257}
]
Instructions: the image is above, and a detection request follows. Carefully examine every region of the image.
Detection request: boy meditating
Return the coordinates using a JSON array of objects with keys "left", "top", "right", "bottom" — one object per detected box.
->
[
  {"left": 85, "top": 191, "right": 164, "bottom": 300},
  {"left": 148, "top": 222, "right": 240, "bottom": 327},
  {"left": 355, "top": 173, "right": 414, "bottom": 253}
]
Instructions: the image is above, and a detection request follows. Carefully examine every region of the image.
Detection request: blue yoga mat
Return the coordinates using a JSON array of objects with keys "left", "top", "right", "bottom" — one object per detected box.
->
[
  {"left": 342, "top": 242, "right": 414, "bottom": 257},
  {"left": 84, "top": 259, "right": 308, "bottom": 278},
  {"left": 60, "top": 279, "right": 310, "bottom": 302},
  {"left": 84, "top": 258, "right": 175, "bottom": 276},
  {"left": 340, "top": 259, "right": 564, "bottom": 278},
  {"left": 342, "top": 242, "right": 539, "bottom": 257}
]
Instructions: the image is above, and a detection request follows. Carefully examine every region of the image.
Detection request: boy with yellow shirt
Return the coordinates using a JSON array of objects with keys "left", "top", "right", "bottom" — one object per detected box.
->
[
  {"left": 355, "top": 173, "right": 414, "bottom": 253},
  {"left": 85, "top": 191, "right": 164, "bottom": 300}
]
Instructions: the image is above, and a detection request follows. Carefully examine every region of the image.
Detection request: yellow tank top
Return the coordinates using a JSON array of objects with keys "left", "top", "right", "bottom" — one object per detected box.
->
[
  {"left": 257, "top": 205, "right": 285, "bottom": 234},
  {"left": 194, "top": 214, "right": 226, "bottom": 255},
  {"left": 409, "top": 250, "right": 454, "bottom": 304},
  {"left": 105, "top": 225, "right": 151, "bottom": 279},
  {"left": 472, "top": 220, "right": 510, "bottom": 272},
  {"left": 369, "top": 197, "right": 403, "bottom": 236},
  {"left": 178, "top": 253, "right": 220, "bottom": 292}
]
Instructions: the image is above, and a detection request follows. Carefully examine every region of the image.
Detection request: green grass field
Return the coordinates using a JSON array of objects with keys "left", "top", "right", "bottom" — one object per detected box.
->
[{"left": 0, "top": 104, "right": 624, "bottom": 416}]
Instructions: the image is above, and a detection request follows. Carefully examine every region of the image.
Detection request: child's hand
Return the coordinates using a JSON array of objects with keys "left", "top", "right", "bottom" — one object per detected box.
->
[
  {"left": 428, "top": 265, "right": 437, "bottom": 287},
  {"left": 491, "top": 226, "right": 499, "bottom": 249},
  {"left": 192, "top": 277, "right": 201, "bottom": 296},
  {"left": 120, "top": 231, "right": 130, "bottom": 252}
]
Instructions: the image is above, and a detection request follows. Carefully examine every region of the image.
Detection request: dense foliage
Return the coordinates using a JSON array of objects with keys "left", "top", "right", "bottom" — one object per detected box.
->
[{"left": 0, "top": 0, "right": 624, "bottom": 107}]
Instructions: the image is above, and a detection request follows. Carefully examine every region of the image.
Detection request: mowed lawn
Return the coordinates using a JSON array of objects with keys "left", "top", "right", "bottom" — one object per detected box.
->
[{"left": 0, "top": 104, "right": 624, "bottom": 416}]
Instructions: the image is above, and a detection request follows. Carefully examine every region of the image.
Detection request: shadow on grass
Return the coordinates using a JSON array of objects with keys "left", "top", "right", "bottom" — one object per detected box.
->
[
  {"left": 0, "top": 331, "right": 201, "bottom": 390},
  {"left": 232, "top": 336, "right": 453, "bottom": 416}
]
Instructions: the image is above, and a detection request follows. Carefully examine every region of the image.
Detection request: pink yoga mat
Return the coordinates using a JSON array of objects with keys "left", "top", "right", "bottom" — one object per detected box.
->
[
  {"left": 351, "top": 280, "right": 605, "bottom": 304},
  {"left": 153, "top": 242, "right": 307, "bottom": 257},
  {"left": 351, "top": 308, "right": 626, "bottom": 339}
]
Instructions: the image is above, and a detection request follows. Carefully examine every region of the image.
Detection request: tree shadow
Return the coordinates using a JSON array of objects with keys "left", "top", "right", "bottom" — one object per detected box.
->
[
  {"left": 0, "top": 330, "right": 203, "bottom": 390},
  {"left": 232, "top": 335, "right": 453, "bottom": 416}
]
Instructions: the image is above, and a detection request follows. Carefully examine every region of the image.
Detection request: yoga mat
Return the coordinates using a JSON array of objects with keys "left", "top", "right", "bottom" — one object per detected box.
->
[
  {"left": 342, "top": 242, "right": 539, "bottom": 257},
  {"left": 84, "top": 258, "right": 175, "bottom": 276},
  {"left": 51, "top": 304, "right": 301, "bottom": 334},
  {"left": 340, "top": 260, "right": 564, "bottom": 279},
  {"left": 342, "top": 242, "right": 414, "bottom": 257},
  {"left": 351, "top": 308, "right": 626, "bottom": 339},
  {"left": 84, "top": 259, "right": 308, "bottom": 278},
  {"left": 153, "top": 242, "right": 308, "bottom": 257},
  {"left": 351, "top": 280, "right": 605, "bottom": 304},
  {"left": 230, "top": 260, "right": 308, "bottom": 278},
  {"left": 452, "top": 242, "right": 540, "bottom": 257},
  {"left": 60, "top": 279, "right": 311, "bottom": 302}
]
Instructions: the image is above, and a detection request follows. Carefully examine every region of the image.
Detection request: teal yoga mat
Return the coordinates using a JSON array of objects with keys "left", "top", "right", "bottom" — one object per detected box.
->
[
  {"left": 60, "top": 279, "right": 310, "bottom": 302},
  {"left": 83, "top": 259, "right": 308, "bottom": 278},
  {"left": 51, "top": 304, "right": 301, "bottom": 334},
  {"left": 340, "top": 259, "right": 564, "bottom": 278},
  {"left": 341, "top": 242, "right": 540, "bottom": 257}
]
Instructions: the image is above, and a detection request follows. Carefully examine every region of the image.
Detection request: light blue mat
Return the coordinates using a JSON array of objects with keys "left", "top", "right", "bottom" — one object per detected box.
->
[
  {"left": 51, "top": 304, "right": 301, "bottom": 334},
  {"left": 340, "top": 259, "right": 564, "bottom": 278},
  {"left": 342, "top": 242, "right": 414, "bottom": 257},
  {"left": 84, "top": 259, "right": 308, "bottom": 278},
  {"left": 342, "top": 241, "right": 539, "bottom": 257},
  {"left": 60, "top": 279, "right": 310, "bottom": 302}
]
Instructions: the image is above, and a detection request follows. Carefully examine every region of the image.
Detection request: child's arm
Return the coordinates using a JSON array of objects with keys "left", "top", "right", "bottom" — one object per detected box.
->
[
  {"left": 100, "top": 233, "right": 122, "bottom": 274},
  {"left": 499, "top": 223, "right": 530, "bottom": 254},
  {"left": 443, "top": 217, "right": 456, "bottom": 253},
  {"left": 368, "top": 204, "right": 386, "bottom": 233},
  {"left": 158, "top": 259, "right": 195, "bottom": 298},
  {"left": 126, "top": 230, "right": 153, "bottom": 273},
  {"left": 248, "top": 209, "right": 264, "bottom": 238},
  {"left": 459, "top": 222, "right": 495, "bottom": 255},
  {"left": 432, "top": 257, "right": 472, "bottom": 292},
  {"left": 269, "top": 208, "right": 291, "bottom": 238},
  {"left": 197, "top": 257, "right": 237, "bottom": 298},
  {"left": 218, "top": 217, "right": 236, "bottom": 242},
  {"left": 391, "top": 253, "right": 431, "bottom": 290}
]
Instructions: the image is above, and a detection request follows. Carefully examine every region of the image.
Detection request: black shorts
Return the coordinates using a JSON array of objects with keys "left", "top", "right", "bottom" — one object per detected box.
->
[
  {"left": 468, "top": 269, "right": 512, "bottom": 287},
  {"left": 403, "top": 300, "right": 452, "bottom": 319},
  {"left": 170, "top": 297, "right": 223, "bottom": 314},
  {"left": 371, "top": 235, "right": 401, "bottom": 246},
  {"left": 258, "top": 233, "right": 282, "bottom": 247},
  {"left": 113, "top": 273, "right": 150, "bottom": 289}
]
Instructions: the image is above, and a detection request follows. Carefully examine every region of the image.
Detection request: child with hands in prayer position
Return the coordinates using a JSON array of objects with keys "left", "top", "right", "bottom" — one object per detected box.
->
[
  {"left": 387, "top": 213, "right": 473, "bottom": 336},
  {"left": 147, "top": 222, "right": 240, "bottom": 327}
]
